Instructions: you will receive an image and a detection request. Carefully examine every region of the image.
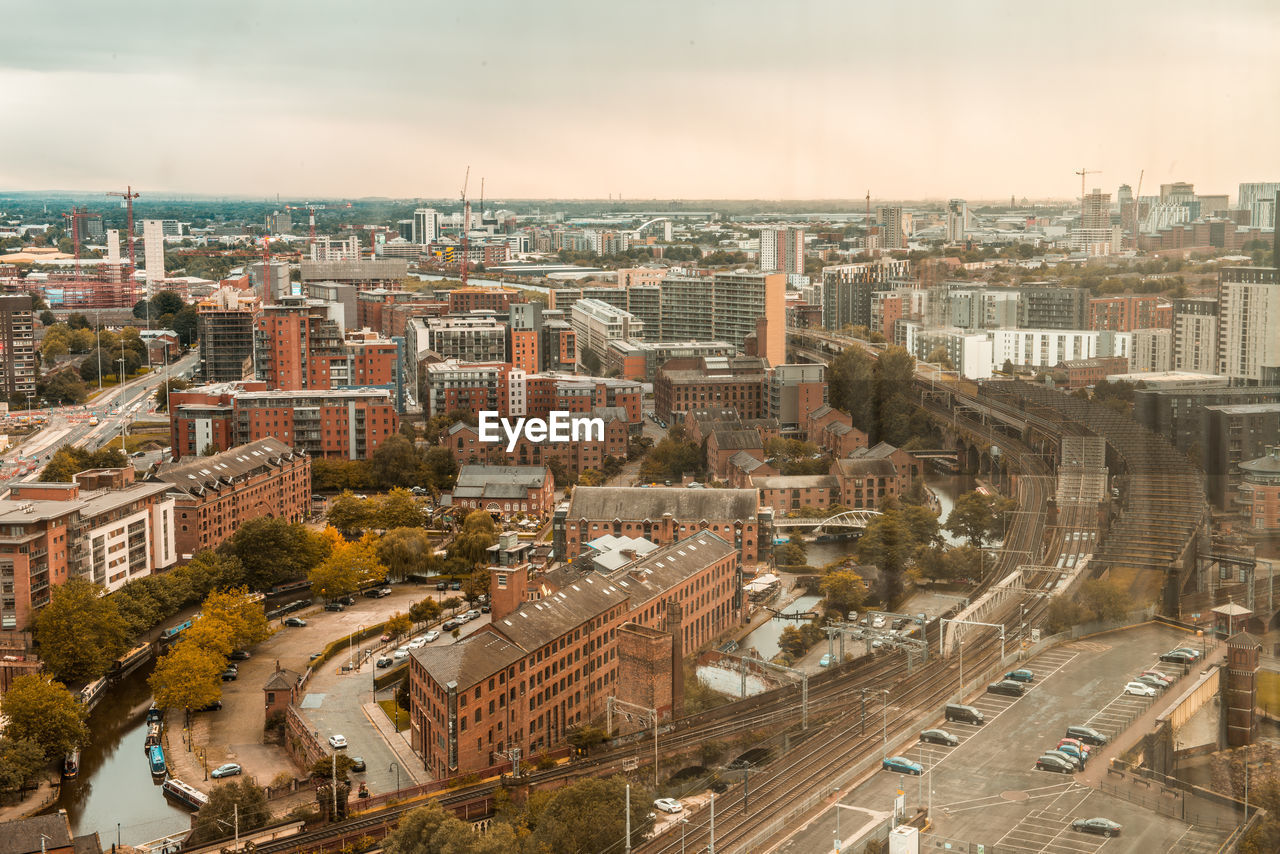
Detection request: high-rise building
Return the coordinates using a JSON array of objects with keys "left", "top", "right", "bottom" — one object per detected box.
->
[
  {"left": 1160, "top": 182, "right": 1196, "bottom": 204},
  {"left": 412, "top": 208, "right": 440, "bottom": 245},
  {"left": 1217, "top": 266, "right": 1280, "bottom": 384},
  {"left": 266, "top": 210, "right": 292, "bottom": 234},
  {"left": 820, "top": 259, "right": 912, "bottom": 331},
  {"left": 247, "top": 261, "right": 292, "bottom": 303},
  {"left": 1087, "top": 294, "right": 1166, "bottom": 331},
  {"left": 1237, "top": 183, "right": 1280, "bottom": 229},
  {"left": 658, "top": 271, "right": 786, "bottom": 364},
  {"left": 0, "top": 295, "right": 36, "bottom": 400},
  {"left": 1131, "top": 328, "right": 1173, "bottom": 373},
  {"left": 945, "top": 199, "right": 967, "bottom": 243},
  {"left": 876, "top": 207, "right": 906, "bottom": 249},
  {"left": 196, "top": 290, "right": 257, "bottom": 383},
  {"left": 571, "top": 298, "right": 644, "bottom": 368},
  {"left": 1172, "top": 298, "right": 1219, "bottom": 374},
  {"left": 1016, "top": 285, "right": 1088, "bottom": 329},
  {"left": 254, "top": 296, "right": 348, "bottom": 390},
  {"left": 758, "top": 227, "right": 805, "bottom": 275},
  {"left": 143, "top": 219, "right": 165, "bottom": 285}
]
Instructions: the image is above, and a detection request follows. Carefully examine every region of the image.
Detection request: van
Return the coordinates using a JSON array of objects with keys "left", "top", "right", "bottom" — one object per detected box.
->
[
  {"left": 944, "top": 704, "right": 985, "bottom": 725},
  {"left": 1065, "top": 725, "right": 1108, "bottom": 746}
]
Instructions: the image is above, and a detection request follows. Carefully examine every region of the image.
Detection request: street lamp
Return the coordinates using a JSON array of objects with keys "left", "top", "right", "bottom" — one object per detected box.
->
[
  {"left": 958, "top": 635, "right": 964, "bottom": 695},
  {"left": 350, "top": 624, "right": 364, "bottom": 669},
  {"left": 881, "top": 689, "right": 890, "bottom": 759}
]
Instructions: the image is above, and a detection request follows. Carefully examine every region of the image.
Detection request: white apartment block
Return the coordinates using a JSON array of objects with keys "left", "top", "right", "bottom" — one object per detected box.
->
[
  {"left": 143, "top": 219, "right": 165, "bottom": 285},
  {"left": 570, "top": 298, "right": 643, "bottom": 365},
  {"left": 1131, "top": 328, "right": 1173, "bottom": 373},
  {"left": 900, "top": 323, "right": 994, "bottom": 380},
  {"left": 1173, "top": 312, "right": 1219, "bottom": 374},
  {"left": 309, "top": 235, "right": 362, "bottom": 262},
  {"left": 991, "top": 329, "right": 1131, "bottom": 371},
  {"left": 1217, "top": 268, "right": 1280, "bottom": 384},
  {"left": 413, "top": 208, "right": 441, "bottom": 245}
]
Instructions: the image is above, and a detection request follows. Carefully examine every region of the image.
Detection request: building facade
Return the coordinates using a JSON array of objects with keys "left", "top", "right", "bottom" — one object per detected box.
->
[
  {"left": 1216, "top": 267, "right": 1280, "bottom": 385},
  {"left": 654, "top": 356, "right": 769, "bottom": 421},
  {"left": 450, "top": 465, "right": 556, "bottom": 518},
  {"left": 0, "top": 294, "right": 36, "bottom": 400}
]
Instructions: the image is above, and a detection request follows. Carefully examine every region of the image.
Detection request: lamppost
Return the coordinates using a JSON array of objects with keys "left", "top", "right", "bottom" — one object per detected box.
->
[
  {"left": 958, "top": 634, "right": 964, "bottom": 695},
  {"left": 881, "top": 689, "right": 890, "bottom": 759},
  {"left": 349, "top": 624, "right": 364, "bottom": 669},
  {"left": 389, "top": 761, "right": 399, "bottom": 799}
]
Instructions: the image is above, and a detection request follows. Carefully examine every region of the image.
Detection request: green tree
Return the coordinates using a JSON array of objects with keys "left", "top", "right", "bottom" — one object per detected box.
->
[
  {"left": 188, "top": 779, "right": 270, "bottom": 845},
  {"left": 1045, "top": 598, "right": 1091, "bottom": 634},
  {"left": 0, "top": 675, "right": 89, "bottom": 761},
  {"left": 378, "top": 487, "right": 426, "bottom": 529},
  {"left": 531, "top": 775, "right": 652, "bottom": 854},
  {"left": 149, "top": 642, "right": 224, "bottom": 713},
  {"left": 927, "top": 345, "right": 954, "bottom": 370},
  {"left": 224, "top": 518, "right": 329, "bottom": 589},
  {"left": 944, "top": 490, "right": 1000, "bottom": 547},
  {"left": 779, "top": 625, "right": 807, "bottom": 658},
  {"left": 638, "top": 424, "right": 705, "bottom": 483},
  {"left": 369, "top": 434, "right": 427, "bottom": 490},
  {"left": 449, "top": 510, "right": 498, "bottom": 564},
  {"left": 41, "top": 369, "right": 88, "bottom": 404},
  {"left": 856, "top": 510, "right": 917, "bottom": 606},
  {"left": 773, "top": 540, "right": 808, "bottom": 567},
  {"left": 1079, "top": 578, "right": 1129, "bottom": 622},
  {"left": 377, "top": 528, "right": 438, "bottom": 581},
  {"left": 39, "top": 444, "right": 127, "bottom": 482},
  {"left": 0, "top": 738, "right": 46, "bottom": 793},
  {"left": 326, "top": 490, "right": 374, "bottom": 535},
  {"left": 385, "top": 612, "right": 412, "bottom": 639},
  {"left": 382, "top": 801, "right": 453, "bottom": 854},
  {"left": 153, "top": 377, "right": 192, "bottom": 411},
  {"left": 820, "top": 569, "right": 869, "bottom": 615},
  {"left": 408, "top": 597, "right": 442, "bottom": 627},
  {"left": 34, "top": 577, "right": 128, "bottom": 683}
]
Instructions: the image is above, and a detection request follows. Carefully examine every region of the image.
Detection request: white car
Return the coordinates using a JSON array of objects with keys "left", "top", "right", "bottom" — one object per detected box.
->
[
  {"left": 423, "top": 630, "right": 440, "bottom": 643},
  {"left": 328, "top": 734, "right": 348, "bottom": 749},
  {"left": 1124, "top": 681, "right": 1157, "bottom": 697},
  {"left": 393, "top": 647, "right": 410, "bottom": 660},
  {"left": 871, "top": 615, "right": 887, "bottom": 628},
  {"left": 653, "top": 798, "right": 683, "bottom": 814},
  {"left": 407, "top": 638, "right": 427, "bottom": 649}
]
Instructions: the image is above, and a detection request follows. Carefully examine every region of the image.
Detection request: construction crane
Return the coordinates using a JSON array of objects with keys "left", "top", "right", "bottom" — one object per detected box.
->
[
  {"left": 1074, "top": 167, "right": 1100, "bottom": 215},
  {"left": 106, "top": 186, "right": 140, "bottom": 269},
  {"left": 61, "top": 206, "right": 92, "bottom": 280},
  {"left": 459, "top": 167, "right": 471, "bottom": 288},
  {"left": 285, "top": 203, "right": 326, "bottom": 247}
]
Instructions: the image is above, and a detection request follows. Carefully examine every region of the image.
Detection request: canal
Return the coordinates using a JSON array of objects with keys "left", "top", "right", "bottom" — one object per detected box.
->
[{"left": 45, "top": 660, "right": 192, "bottom": 847}]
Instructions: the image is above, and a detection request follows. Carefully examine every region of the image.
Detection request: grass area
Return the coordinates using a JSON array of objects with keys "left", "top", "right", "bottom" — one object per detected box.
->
[
  {"left": 1259, "top": 671, "right": 1280, "bottom": 716},
  {"left": 122, "top": 429, "right": 169, "bottom": 455},
  {"left": 378, "top": 699, "right": 410, "bottom": 732}
]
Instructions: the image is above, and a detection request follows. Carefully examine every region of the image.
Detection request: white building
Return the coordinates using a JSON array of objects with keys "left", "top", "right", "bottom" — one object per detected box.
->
[
  {"left": 570, "top": 298, "right": 643, "bottom": 366},
  {"left": 900, "top": 323, "right": 994, "bottom": 380},
  {"left": 143, "top": 219, "right": 165, "bottom": 285},
  {"left": 1131, "top": 328, "right": 1173, "bottom": 373},
  {"left": 309, "top": 235, "right": 362, "bottom": 262},
  {"left": 946, "top": 199, "right": 968, "bottom": 243},
  {"left": 991, "top": 329, "right": 1131, "bottom": 371},
  {"left": 413, "top": 208, "right": 440, "bottom": 245},
  {"left": 1237, "top": 183, "right": 1280, "bottom": 229},
  {"left": 1217, "top": 268, "right": 1280, "bottom": 384}
]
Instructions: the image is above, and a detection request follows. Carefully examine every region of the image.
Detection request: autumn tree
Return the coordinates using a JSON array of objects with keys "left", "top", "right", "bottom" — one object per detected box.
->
[
  {"left": 34, "top": 577, "right": 128, "bottom": 683},
  {"left": 820, "top": 569, "right": 869, "bottom": 615},
  {"left": 153, "top": 377, "right": 192, "bottom": 411},
  {"left": 449, "top": 510, "right": 499, "bottom": 565},
  {"left": 199, "top": 587, "right": 270, "bottom": 650},
  {"left": 326, "top": 490, "right": 374, "bottom": 535},
  {"left": 0, "top": 738, "right": 46, "bottom": 794},
  {"left": 310, "top": 536, "right": 387, "bottom": 600},
  {"left": 530, "top": 775, "right": 653, "bottom": 854},
  {"left": 39, "top": 444, "right": 127, "bottom": 482},
  {"left": 385, "top": 612, "right": 412, "bottom": 639},
  {"left": 377, "top": 527, "right": 438, "bottom": 581},
  {"left": 149, "top": 642, "right": 224, "bottom": 713},
  {"left": 0, "top": 675, "right": 89, "bottom": 760},
  {"left": 224, "top": 517, "right": 329, "bottom": 589},
  {"left": 377, "top": 487, "right": 427, "bottom": 530},
  {"left": 1079, "top": 578, "right": 1129, "bottom": 623},
  {"left": 188, "top": 779, "right": 270, "bottom": 845}
]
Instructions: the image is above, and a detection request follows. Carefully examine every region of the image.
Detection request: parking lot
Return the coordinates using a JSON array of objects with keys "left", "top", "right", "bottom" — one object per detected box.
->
[{"left": 773, "top": 623, "right": 1235, "bottom": 854}]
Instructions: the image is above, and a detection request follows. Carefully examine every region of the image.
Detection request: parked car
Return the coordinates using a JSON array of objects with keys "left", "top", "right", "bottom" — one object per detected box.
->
[
  {"left": 1071, "top": 818, "right": 1122, "bottom": 837},
  {"left": 337, "top": 595, "right": 356, "bottom": 606},
  {"left": 1044, "top": 749, "right": 1082, "bottom": 770},
  {"left": 1170, "top": 647, "right": 1201, "bottom": 660},
  {"left": 211, "top": 763, "right": 242, "bottom": 779},
  {"left": 1124, "top": 681, "right": 1157, "bottom": 697},
  {"left": 1035, "top": 754, "right": 1075, "bottom": 774},
  {"left": 1140, "top": 669, "right": 1174, "bottom": 686},
  {"left": 284, "top": 617, "right": 307, "bottom": 627},
  {"left": 450, "top": 581, "right": 461, "bottom": 591},
  {"left": 393, "top": 647, "right": 410, "bottom": 660},
  {"left": 328, "top": 734, "right": 348, "bottom": 749},
  {"left": 653, "top": 798, "right": 683, "bottom": 814},
  {"left": 436, "top": 581, "right": 448, "bottom": 591},
  {"left": 407, "top": 638, "right": 427, "bottom": 650},
  {"left": 1055, "top": 743, "right": 1088, "bottom": 765},
  {"left": 1065, "top": 725, "right": 1108, "bottom": 746},
  {"left": 423, "top": 630, "right": 440, "bottom": 643},
  {"left": 364, "top": 588, "right": 383, "bottom": 598},
  {"left": 1057, "top": 737, "right": 1092, "bottom": 756},
  {"left": 919, "top": 729, "right": 959, "bottom": 747},
  {"left": 1135, "top": 674, "right": 1167, "bottom": 690},
  {"left": 350, "top": 756, "right": 366, "bottom": 773},
  {"left": 443, "top": 618, "right": 460, "bottom": 631},
  {"left": 882, "top": 756, "right": 923, "bottom": 776},
  {"left": 1159, "top": 649, "right": 1197, "bottom": 664},
  {"left": 871, "top": 615, "right": 887, "bottom": 628},
  {"left": 1004, "top": 669, "right": 1034, "bottom": 683},
  {"left": 819, "top": 654, "right": 833, "bottom": 668},
  {"left": 220, "top": 668, "right": 238, "bottom": 681},
  {"left": 198, "top": 700, "right": 223, "bottom": 712},
  {"left": 324, "top": 603, "right": 345, "bottom": 612},
  {"left": 480, "top": 603, "right": 491, "bottom": 613},
  {"left": 229, "top": 650, "right": 251, "bottom": 661},
  {"left": 463, "top": 609, "right": 481, "bottom": 621},
  {"left": 987, "top": 680, "right": 1025, "bottom": 697},
  {"left": 376, "top": 656, "right": 394, "bottom": 668}
]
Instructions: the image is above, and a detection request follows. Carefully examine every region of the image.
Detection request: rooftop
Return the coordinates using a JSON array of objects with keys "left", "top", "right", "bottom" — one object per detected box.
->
[
  {"left": 412, "top": 631, "right": 526, "bottom": 690},
  {"left": 567, "top": 486, "right": 759, "bottom": 522},
  {"left": 150, "top": 438, "right": 298, "bottom": 495}
]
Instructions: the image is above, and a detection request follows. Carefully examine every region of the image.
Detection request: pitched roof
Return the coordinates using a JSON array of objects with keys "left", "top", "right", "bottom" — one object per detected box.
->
[
  {"left": 453, "top": 465, "right": 549, "bottom": 500},
  {"left": 0, "top": 812, "right": 74, "bottom": 854},
  {"left": 728, "top": 451, "right": 768, "bottom": 473},
  {"left": 151, "top": 438, "right": 298, "bottom": 495},
  {"left": 752, "top": 475, "right": 841, "bottom": 490},
  {"left": 849, "top": 441, "right": 902, "bottom": 460},
  {"left": 490, "top": 576, "right": 629, "bottom": 650},
  {"left": 711, "top": 429, "right": 763, "bottom": 451},
  {"left": 412, "top": 631, "right": 526, "bottom": 690},
  {"left": 567, "top": 486, "right": 759, "bottom": 522},
  {"left": 263, "top": 667, "right": 302, "bottom": 690},
  {"left": 833, "top": 457, "right": 897, "bottom": 478}
]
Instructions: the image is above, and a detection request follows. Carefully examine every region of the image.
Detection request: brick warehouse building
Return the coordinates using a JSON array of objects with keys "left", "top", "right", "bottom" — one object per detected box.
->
[
  {"left": 445, "top": 410, "right": 630, "bottom": 478},
  {"left": 408, "top": 533, "right": 740, "bottom": 776},
  {"left": 553, "top": 486, "right": 768, "bottom": 564},
  {"left": 147, "top": 438, "right": 311, "bottom": 560}
]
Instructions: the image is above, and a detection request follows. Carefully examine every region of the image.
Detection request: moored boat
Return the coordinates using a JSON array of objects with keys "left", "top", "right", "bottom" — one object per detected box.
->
[
  {"left": 162, "top": 778, "right": 208, "bottom": 811},
  {"left": 62, "top": 750, "right": 80, "bottom": 779},
  {"left": 148, "top": 743, "right": 167, "bottom": 778}
]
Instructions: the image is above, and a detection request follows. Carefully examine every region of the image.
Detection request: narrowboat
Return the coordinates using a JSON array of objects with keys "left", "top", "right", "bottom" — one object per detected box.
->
[
  {"left": 162, "top": 778, "right": 208, "bottom": 811},
  {"left": 148, "top": 743, "right": 167, "bottom": 778},
  {"left": 62, "top": 750, "right": 80, "bottom": 779}
]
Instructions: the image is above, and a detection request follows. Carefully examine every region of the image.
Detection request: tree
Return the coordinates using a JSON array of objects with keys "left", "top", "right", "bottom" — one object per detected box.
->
[
  {"left": 385, "top": 612, "right": 412, "bottom": 639},
  {"left": 34, "top": 577, "right": 128, "bottom": 683},
  {"left": 408, "top": 597, "right": 441, "bottom": 627},
  {"left": 944, "top": 490, "right": 1000, "bottom": 548},
  {"left": 779, "top": 625, "right": 807, "bottom": 658},
  {"left": 199, "top": 587, "right": 271, "bottom": 650},
  {"left": 382, "top": 801, "right": 453, "bottom": 854},
  {"left": 856, "top": 510, "right": 917, "bottom": 606},
  {"left": 0, "top": 738, "right": 46, "bottom": 793},
  {"left": 224, "top": 518, "right": 329, "bottom": 590},
  {"left": 149, "top": 642, "right": 224, "bottom": 713},
  {"left": 41, "top": 369, "right": 88, "bottom": 404},
  {"left": 39, "top": 309, "right": 56, "bottom": 326},
  {"left": 449, "top": 510, "right": 498, "bottom": 564},
  {"left": 530, "top": 776, "right": 652, "bottom": 854},
  {"left": 39, "top": 444, "right": 127, "bottom": 482},
  {"left": 154, "top": 377, "right": 192, "bottom": 411},
  {"left": 1045, "top": 598, "right": 1090, "bottom": 634},
  {"left": 188, "top": 779, "right": 270, "bottom": 845},
  {"left": 327, "top": 491, "right": 375, "bottom": 535},
  {"left": 820, "top": 569, "right": 869, "bottom": 615},
  {"left": 926, "top": 345, "right": 954, "bottom": 370},
  {"left": 378, "top": 487, "right": 426, "bottom": 530},
  {"left": 377, "top": 528, "right": 437, "bottom": 581},
  {"left": 638, "top": 425, "right": 704, "bottom": 483},
  {"left": 310, "top": 537, "right": 386, "bottom": 600},
  {"left": 369, "top": 434, "right": 427, "bottom": 490},
  {"left": 773, "top": 540, "right": 808, "bottom": 567},
  {"left": 172, "top": 305, "right": 199, "bottom": 346},
  {"left": 1079, "top": 578, "right": 1129, "bottom": 623},
  {"left": 0, "top": 675, "right": 89, "bottom": 761}
]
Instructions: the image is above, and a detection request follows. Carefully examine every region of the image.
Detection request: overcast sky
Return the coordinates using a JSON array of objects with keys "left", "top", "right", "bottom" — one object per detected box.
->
[{"left": 1, "top": 0, "right": 1276, "bottom": 202}]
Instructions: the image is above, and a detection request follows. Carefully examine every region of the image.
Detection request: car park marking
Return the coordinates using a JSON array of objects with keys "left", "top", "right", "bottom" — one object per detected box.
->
[
  {"left": 995, "top": 787, "right": 1113, "bottom": 854},
  {"left": 1078, "top": 657, "right": 1186, "bottom": 741},
  {"left": 936, "top": 781, "right": 1081, "bottom": 814}
]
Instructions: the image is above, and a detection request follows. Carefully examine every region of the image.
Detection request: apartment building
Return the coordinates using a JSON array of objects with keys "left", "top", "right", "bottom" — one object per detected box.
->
[
  {"left": 450, "top": 465, "right": 556, "bottom": 518},
  {"left": 654, "top": 356, "right": 769, "bottom": 421},
  {"left": 659, "top": 270, "right": 785, "bottom": 365},
  {"left": 169, "top": 383, "right": 397, "bottom": 461},
  {"left": 149, "top": 438, "right": 310, "bottom": 559},
  {"left": 448, "top": 287, "right": 523, "bottom": 314},
  {"left": 446, "top": 410, "right": 629, "bottom": 478},
  {"left": 1172, "top": 298, "right": 1220, "bottom": 374},
  {"left": 0, "top": 468, "right": 176, "bottom": 635},
  {"left": 555, "top": 486, "right": 767, "bottom": 564},
  {"left": 408, "top": 533, "right": 740, "bottom": 776},
  {"left": 991, "top": 329, "right": 1131, "bottom": 372},
  {"left": 1133, "top": 385, "right": 1280, "bottom": 452},
  {"left": 570, "top": 299, "right": 643, "bottom": 368},
  {"left": 254, "top": 297, "right": 346, "bottom": 389},
  {"left": 1016, "top": 285, "right": 1088, "bottom": 330},
  {"left": 1201, "top": 403, "right": 1280, "bottom": 510},
  {"left": 1239, "top": 447, "right": 1280, "bottom": 532},
  {"left": 821, "top": 259, "right": 912, "bottom": 331},
  {"left": 602, "top": 339, "right": 735, "bottom": 381},
  {"left": 1216, "top": 267, "right": 1280, "bottom": 385},
  {"left": 1131, "top": 328, "right": 1173, "bottom": 373},
  {"left": 0, "top": 294, "right": 36, "bottom": 400},
  {"left": 759, "top": 227, "right": 805, "bottom": 275},
  {"left": 1088, "top": 294, "right": 1168, "bottom": 332},
  {"left": 767, "top": 363, "right": 827, "bottom": 433}
]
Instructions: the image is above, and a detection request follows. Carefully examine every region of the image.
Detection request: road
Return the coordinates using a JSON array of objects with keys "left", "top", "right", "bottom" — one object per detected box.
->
[{"left": 0, "top": 351, "right": 196, "bottom": 486}]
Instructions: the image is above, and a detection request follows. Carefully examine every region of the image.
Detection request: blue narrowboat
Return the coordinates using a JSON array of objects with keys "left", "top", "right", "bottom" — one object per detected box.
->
[{"left": 148, "top": 743, "right": 167, "bottom": 778}]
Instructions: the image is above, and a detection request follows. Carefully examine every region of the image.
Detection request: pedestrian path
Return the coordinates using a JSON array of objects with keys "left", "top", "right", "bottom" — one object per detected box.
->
[{"left": 361, "top": 699, "right": 427, "bottom": 788}]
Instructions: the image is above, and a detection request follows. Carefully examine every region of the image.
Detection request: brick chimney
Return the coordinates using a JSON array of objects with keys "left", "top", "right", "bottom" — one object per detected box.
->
[{"left": 490, "top": 564, "right": 528, "bottom": 622}]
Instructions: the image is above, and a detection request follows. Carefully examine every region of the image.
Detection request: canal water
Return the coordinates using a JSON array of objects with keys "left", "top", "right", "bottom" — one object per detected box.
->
[{"left": 45, "top": 660, "right": 192, "bottom": 847}]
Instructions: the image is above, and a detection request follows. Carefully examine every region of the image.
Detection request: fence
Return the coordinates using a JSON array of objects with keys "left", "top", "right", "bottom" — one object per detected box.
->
[
  {"left": 1102, "top": 760, "right": 1250, "bottom": 831},
  {"left": 285, "top": 704, "right": 328, "bottom": 770}
]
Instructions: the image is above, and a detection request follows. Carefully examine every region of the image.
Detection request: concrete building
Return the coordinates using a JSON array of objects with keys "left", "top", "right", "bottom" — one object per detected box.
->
[
  {"left": 899, "top": 323, "right": 994, "bottom": 379},
  {"left": 169, "top": 383, "right": 397, "bottom": 461},
  {"left": 1216, "top": 267, "right": 1280, "bottom": 384},
  {"left": 991, "top": 329, "right": 1130, "bottom": 372},
  {"left": 570, "top": 298, "right": 643, "bottom": 368},
  {"left": 196, "top": 291, "right": 257, "bottom": 383},
  {"left": 299, "top": 258, "right": 408, "bottom": 287},
  {"left": 450, "top": 465, "right": 556, "bottom": 518},
  {"left": 0, "top": 294, "right": 36, "bottom": 400},
  {"left": 877, "top": 206, "right": 906, "bottom": 249},
  {"left": 767, "top": 363, "right": 826, "bottom": 433},
  {"left": 1238, "top": 446, "right": 1280, "bottom": 532},
  {"left": 412, "top": 208, "right": 441, "bottom": 245},
  {"left": 1087, "top": 294, "right": 1167, "bottom": 332},
  {"left": 1237, "top": 183, "right": 1280, "bottom": 229},
  {"left": 821, "top": 259, "right": 912, "bottom": 331},
  {"left": 1201, "top": 404, "right": 1280, "bottom": 510},
  {"left": 555, "top": 486, "right": 767, "bottom": 564},
  {"left": 654, "top": 356, "right": 769, "bottom": 421},
  {"left": 1172, "top": 298, "right": 1220, "bottom": 374},
  {"left": 659, "top": 270, "right": 786, "bottom": 365},
  {"left": 759, "top": 227, "right": 805, "bottom": 275},
  {"left": 1016, "top": 285, "right": 1088, "bottom": 330},
  {"left": 1131, "top": 328, "right": 1173, "bottom": 373},
  {"left": 945, "top": 199, "right": 967, "bottom": 243},
  {"left": 0, "top": 469, "right": 176, "bottom": 635},
  {"left": 602, "top": 339, "right": 735, "bottom": 381},
  {"left": 143, "top": 219, "right": 165, "bottom": 285},
  {"left": 408, "top": 533, "right": 740, "bottom": 776},
  {"left": 247, "top": 261, "right": 293, "bottom": 303},
  {"left": 1133, "top": 385, "right": 1280, "bottom": 453},
  {"left": 148, "top": 438, "right": 310, "bottom": 560}
]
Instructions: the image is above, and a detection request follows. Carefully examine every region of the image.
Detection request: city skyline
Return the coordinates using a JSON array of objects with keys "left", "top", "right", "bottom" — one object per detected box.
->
[{"left": 1, "top": 0, "right": 1277, "bottom": 200}]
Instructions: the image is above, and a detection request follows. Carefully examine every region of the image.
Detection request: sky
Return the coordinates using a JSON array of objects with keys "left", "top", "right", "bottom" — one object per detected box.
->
[{"left": 1, "top": 0, "right": 1277, "bottom": 202}]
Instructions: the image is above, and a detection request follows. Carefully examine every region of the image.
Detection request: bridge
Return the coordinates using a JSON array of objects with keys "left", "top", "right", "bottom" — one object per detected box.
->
[{"left": 771, "top": 509, "right": 882, "bottom": 533}]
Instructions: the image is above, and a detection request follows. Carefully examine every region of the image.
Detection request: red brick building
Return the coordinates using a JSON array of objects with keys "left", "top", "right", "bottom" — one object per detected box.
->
[
  {"left": 1239, "top": 446, "right": 1280, "bottom": 533},
  {"left": 450, "top": 465, "right": 557, "bottom": 518},
  {"left": 806, "top": 405, "right": 869, "bottom": 457},
  {"left": 1087, "top": 294, "right": 1167, "bottom": 332},
  {"left": 654, "top": 356, "right": 769, "bottom": 421},
  {"left": 445, "top": 411, "right": 629, "bottom": 478},
  {"left": 754, "top": 475, "right": 843, "bottom": 514},
  {"left": 169, "top": 383, "right": 397, "bottom": 461},
  {"left": 447, "top": 287, "right": 523, "bottom": 314},
  {"left": 706, "top": 428, "right": 764, "bottom": 480},
  {"left": 408, "top": 533, "right": 739, "bottom": 776},
  {"left": 148, "top": 438, "right": 311, "bottom": 560},
  {"left": 1053, "top": 356, "right": 1131, "bottom": 389}
]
